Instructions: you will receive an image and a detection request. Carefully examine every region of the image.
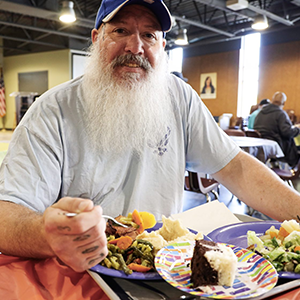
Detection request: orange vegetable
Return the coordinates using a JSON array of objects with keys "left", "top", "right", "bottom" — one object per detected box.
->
[
  {"left": 127, "top": 263, "right": 151, "bottom": 272},
  {"left": 108, "top": 236, "right": 133, "bottom": 250},
  {"left": 132, "top": 209, "right": 144, "bottom": 234},
  {"left": 294, "top": 246, "right": 300, "bottom": 252},
  {"left": 139, "top": 211, "right": 156, "bottom": 229},
  {"left": 278, "top": 226, "right": 290, "bottom": 239},
  {"left": 269, "top": 231, "right": 278, "bottom": 239}
]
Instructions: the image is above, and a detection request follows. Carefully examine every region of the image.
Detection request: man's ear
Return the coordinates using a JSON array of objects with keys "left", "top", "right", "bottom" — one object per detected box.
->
[
  {"left": 162, "top": 38, "right": 166, "bottom": 49},
  {"left": 91, "top": 28, "right": 99, "bottom": 44}
]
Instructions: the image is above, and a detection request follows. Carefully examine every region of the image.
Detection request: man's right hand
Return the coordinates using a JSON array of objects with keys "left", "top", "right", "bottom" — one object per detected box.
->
[{"left": 43, "top": 197, "right": 108, "bottom": 272}]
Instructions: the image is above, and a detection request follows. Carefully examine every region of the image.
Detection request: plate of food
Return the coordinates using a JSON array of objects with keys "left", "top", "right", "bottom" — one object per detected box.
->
[
  {"left": 155, "top": 239, "right": 278, "bottom": 299},
  {"left": 207, "top": 220, "right": 300, "bottom": 279},
  {"left": 90, "top": 212, "right": 205, "bottom": 280}
]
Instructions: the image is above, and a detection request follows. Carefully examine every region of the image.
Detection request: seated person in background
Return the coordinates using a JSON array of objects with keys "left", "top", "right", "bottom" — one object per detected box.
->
[
  {"left": 247, "top": 98, "right": 270, "bottom": 129},
  {"left": 1, "top": 1, "right": 300, "bottom": 275},
  {"left": 254, "top": 91, "right": 300, "bottom": 167}
]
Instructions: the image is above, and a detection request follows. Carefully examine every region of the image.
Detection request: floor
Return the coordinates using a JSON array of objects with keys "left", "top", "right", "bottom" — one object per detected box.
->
[
  {"left": 1, "top": 129, "right": 299, "bottom": 221},
  {"left": 183, "top": 175, "right": 300, "bottom": 221},
  {"left": 0, "top": 129, "right": 14, "bottom": 142}
]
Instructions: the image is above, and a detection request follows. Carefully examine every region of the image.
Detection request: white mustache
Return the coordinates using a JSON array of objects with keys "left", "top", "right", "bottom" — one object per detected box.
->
[{"left": 112, "top": 54, "right": 151, "bottom": 71}]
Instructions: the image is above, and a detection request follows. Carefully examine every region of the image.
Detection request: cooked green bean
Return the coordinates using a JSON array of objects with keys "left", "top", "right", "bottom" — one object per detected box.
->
[{"left": 114, "top": 253, "right": 132, "bottom": 275}]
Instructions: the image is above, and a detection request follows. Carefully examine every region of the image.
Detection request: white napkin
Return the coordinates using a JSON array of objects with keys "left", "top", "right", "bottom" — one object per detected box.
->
[{"left": 171, "top": 201, "right": 241, "bottom": 235}]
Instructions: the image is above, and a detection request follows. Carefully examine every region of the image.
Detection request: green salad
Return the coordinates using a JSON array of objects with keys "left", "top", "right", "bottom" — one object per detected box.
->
[{"left": 247, "top": 220, "right": 300, "bottom": 273}]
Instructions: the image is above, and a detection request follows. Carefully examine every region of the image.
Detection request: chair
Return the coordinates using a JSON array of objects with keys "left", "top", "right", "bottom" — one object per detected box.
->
[
  {"left": 229, "top": 117, "right": 244, "bottom": 130},
  {"left": 184, "top": 171, "right": 191, "bottom": 191},
  {"left": 224, "top": 129, "right": 246, "bottom": 136},
  {"left": 271, "top": 160, "right": 300, "bottom": 188},
  {"left": 197, "top": 173, "right": 219, "bottom": 202},
  {"left": 244, "top": 129, "right": 261, "bottom": 138},
  {"left": 187, "top": 172, "right": 219, "bottom": 202}
]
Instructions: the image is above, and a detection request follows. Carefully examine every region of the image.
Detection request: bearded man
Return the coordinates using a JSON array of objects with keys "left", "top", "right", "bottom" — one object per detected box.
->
[{"left": 0, "top": 0, "right": 300, "bottom": 276}]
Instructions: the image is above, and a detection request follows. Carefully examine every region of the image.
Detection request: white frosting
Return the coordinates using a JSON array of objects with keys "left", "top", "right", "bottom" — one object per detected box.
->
[{"left": 204, "top": 244, "right": 237, "bottom": 286}]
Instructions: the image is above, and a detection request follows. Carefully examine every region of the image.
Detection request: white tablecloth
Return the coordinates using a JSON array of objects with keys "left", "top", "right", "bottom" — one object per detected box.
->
[{"left": 230, "top": 136, "right": 284, "bottom": 162}]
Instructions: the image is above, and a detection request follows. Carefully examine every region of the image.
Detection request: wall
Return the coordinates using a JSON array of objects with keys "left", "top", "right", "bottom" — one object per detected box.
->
[
  {"left": 182, "top": 50, "right": 240, "bottom": 118},
  {"left": 3, "top": 49, "right": 71, "bottom": 129},
  {"left": 182, "top": 38, "right": 300, "bottom": 121},
  {"left": 258, "top": 40, "right": 300, "bottom": 116}
]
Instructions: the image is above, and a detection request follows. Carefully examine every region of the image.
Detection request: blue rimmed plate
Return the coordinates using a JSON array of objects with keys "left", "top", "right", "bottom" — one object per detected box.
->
[
  {"left": 207, "top": 221, "right": 300, "bottom": 279},
  {"left": 90, "top": 223, "right": 206, "bottom": 280}
]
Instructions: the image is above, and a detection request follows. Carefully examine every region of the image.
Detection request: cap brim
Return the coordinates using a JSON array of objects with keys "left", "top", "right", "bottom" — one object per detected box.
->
[{"left": 102, "top": 0, "right": 172, "bottom": 32}]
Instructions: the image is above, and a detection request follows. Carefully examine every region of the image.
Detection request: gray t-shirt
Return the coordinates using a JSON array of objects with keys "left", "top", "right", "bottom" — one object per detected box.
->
[{"left": 0, "top": 75, "right": 240, "bottom": 219}]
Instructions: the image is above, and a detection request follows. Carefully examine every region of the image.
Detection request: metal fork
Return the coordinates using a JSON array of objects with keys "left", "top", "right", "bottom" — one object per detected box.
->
[{"left": 63, "top": 212, "right": 128, "bottom": 227}]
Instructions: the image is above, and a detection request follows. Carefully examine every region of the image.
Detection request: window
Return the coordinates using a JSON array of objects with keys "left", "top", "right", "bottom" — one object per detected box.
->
[
  {"left": 168, "top": 47, "right": 183, "bottom": 73},
  {"left": 237, "top": 33, "right": 261, "bottom": 118}
]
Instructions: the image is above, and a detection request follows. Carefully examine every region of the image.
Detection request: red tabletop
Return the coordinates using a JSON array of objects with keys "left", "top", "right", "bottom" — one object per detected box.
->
[
  {"left": 0, "top": 254, "right": 109, "bottom": 300},
  {"left": 271, "top": 287, "right": 300, "bottom": 300}
]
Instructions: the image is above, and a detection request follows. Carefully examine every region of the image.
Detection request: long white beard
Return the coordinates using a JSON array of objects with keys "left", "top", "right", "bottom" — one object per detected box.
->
[{"left": 82, "top": 42, "right": 173, "bottom": 156}]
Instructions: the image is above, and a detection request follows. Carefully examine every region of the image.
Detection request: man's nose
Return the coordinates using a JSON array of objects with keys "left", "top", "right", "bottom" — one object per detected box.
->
[{"left": 124, "top": 33, "right": 144, "bottom": 55}]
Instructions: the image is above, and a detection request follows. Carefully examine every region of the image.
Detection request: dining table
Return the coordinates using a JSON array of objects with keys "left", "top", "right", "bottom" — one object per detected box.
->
[
  {"left": 229, "top": 136, "right": 284, "bottom": 163},
  {"left": 88, "top": 202, "right": 300, "bottom": 300},
  {"left": 1, "top": 201, "right": 300, "bottom": 300}
]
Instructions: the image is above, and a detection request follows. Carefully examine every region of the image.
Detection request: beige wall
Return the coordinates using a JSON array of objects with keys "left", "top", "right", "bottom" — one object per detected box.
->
[{"left": 2, "top": 49, "right": 71, "bottom": 129}]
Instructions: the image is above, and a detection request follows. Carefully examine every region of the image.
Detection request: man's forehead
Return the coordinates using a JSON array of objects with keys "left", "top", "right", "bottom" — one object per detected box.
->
[{"left": 108, "top": 5, "right": 162, "bottom": 30}]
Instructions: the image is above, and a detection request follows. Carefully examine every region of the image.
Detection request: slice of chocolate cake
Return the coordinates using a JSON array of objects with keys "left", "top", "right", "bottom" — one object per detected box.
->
[{"left": 190, "top": 239, "right": 237, "bottom": 288}]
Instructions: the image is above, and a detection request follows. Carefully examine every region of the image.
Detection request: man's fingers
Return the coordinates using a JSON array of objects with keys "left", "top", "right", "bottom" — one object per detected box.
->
[{"left": 52, "top": 197, "right": 95, "bottom": 214}]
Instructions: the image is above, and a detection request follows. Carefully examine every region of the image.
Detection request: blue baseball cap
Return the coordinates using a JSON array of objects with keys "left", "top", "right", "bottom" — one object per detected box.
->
[{"left": 95, "top": 0, "right": 172, "bottom": 34}]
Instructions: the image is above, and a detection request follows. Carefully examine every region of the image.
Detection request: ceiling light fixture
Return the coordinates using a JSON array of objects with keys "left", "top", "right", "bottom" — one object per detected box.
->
[
  {"left": 59, "top": 1, "right": 76, "bottom": 23},
  {"left": 251, "top": 15, "right": 269, "bottom": 30},
  {"left": 175, "top": 28, "right": 189, "bottom": 46}
]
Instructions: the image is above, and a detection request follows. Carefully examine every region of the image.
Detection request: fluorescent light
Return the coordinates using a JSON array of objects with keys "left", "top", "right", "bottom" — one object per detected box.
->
[
  {"left": 59, "top": 1, "right": 76, "bottom": 23},
  {"left": 251, "top": 15, "right": 268, "bottom": 30},
  {"left": 226, "top": 0, "right": 248, "bottom": 11},
  {"left": 175, "top": 28, "right": 189, "bottom": 46}
]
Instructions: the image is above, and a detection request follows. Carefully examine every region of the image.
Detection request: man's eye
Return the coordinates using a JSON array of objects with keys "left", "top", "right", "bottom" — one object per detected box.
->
[
  {"left": 144, "top": 33, "right": 156, "bottom": 40},
  {"left": 114, "top": 28, "right": 126, "bottom": 34}
]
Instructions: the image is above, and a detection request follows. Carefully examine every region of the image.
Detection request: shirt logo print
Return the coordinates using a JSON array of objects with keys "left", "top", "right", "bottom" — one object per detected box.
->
[{"left": 150, "top": 127, "right": 171, "bottom": 156}]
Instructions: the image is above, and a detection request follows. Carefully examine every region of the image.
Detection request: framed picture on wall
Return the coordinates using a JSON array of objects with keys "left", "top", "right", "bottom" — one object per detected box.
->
[{"left": 200, "top": 72, "right": 217, "bottom": 99}]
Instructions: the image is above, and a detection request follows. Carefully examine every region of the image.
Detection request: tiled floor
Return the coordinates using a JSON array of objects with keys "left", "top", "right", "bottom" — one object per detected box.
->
[{"left": 183, "top": 176, "right": 300, "bottom": 221}]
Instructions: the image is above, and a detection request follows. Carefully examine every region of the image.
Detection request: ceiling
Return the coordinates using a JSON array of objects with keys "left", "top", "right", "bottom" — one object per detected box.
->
[{"left": 1, "top": 0, "right": 300, "bottom": 57}]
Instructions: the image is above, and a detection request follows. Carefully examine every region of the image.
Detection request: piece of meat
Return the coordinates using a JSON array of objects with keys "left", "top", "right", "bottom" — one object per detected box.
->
[
  {"left": 105, "top": 218, "right": 139, "bottom": 239},
  {"left": 105, "top": 219, "right": 117, "bottom": 236},
  {"left": 115, "top": 226, "right": 139, "bottom": 239}
]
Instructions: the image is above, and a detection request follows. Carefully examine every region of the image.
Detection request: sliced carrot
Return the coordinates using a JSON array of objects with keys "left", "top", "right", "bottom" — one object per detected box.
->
[
  {"left": 278, "top": 226, "right": 290, "bottom": 238},
  {"left": 108, "top": 236, "right": 133, "bottom": 250},
  {"left": 294, "top": 246, "right": 300, "bottom": 252},
  {"left": 269, "top": 231, "right": 278, "bottom": 239},
  {"left": 139, "top": 211, "right": 156, "bottom": 229},
  {"left": 127, "top": 263, "right": 151, "bottom": 272},
  {"left": 132, "top": 209, "right": 144, "bottom": 234}
]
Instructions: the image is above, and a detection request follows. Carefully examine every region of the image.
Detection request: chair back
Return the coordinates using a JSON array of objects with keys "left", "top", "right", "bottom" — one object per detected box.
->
[
  {"left": 196, "top": 173, "right": 219, "bottom": 194},
  {"left": 244, "top": 129, "right": 261, "bottom": 138},
  {"left": 271, "top": 159, "right": 300, "bottom": 188}
]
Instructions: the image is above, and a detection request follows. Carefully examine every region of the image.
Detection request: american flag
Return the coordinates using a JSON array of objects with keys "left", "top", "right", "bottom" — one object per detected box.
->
[{"left": 0, "top": 68, "right": 6, "bottom": 118}]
